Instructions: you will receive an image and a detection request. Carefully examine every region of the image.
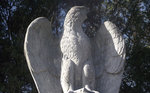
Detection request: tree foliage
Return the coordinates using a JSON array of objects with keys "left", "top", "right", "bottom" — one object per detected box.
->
[
  {"left": 0, "top": 0, "right": 59, "bottom": 92},
  {"left": 0, "top": 0, "right": 150, "bottom": 93}
]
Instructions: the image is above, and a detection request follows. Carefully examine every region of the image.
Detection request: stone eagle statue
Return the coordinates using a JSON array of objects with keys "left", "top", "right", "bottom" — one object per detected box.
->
[{"left": 24, "top": 6, "right": 126, "bottom": 93}]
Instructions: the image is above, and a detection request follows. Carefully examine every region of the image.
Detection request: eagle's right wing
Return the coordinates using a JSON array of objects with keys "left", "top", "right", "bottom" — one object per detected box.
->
[{"left": 24, "top": 17, "right": 62, "bottom": 93}]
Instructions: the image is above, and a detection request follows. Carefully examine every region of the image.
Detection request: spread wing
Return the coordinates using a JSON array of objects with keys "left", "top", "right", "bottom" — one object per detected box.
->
[
  {"left": 24, "top": 17, "right": 62, "bottom": 93},
  {"left": 92, "top": 21, "right": 126, "bottom": 93}
]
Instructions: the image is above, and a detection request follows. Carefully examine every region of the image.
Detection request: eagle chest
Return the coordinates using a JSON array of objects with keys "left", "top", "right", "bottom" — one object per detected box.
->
[{"left": 69, "top": 31, "right": 90, "bottom": 63}]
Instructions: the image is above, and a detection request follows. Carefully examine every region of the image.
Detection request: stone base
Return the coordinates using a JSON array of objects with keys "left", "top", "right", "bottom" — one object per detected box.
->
[{"left": 68, "top": 87, "right": 99, "bottom": 93}]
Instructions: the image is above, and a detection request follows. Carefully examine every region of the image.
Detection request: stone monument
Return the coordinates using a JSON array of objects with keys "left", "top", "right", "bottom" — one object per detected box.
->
[{"left": 24, "top": 6, "right": 126, "bottom": 93}]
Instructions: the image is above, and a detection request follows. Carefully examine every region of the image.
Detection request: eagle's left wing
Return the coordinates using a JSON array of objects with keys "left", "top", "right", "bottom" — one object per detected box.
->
[{"left": 91, "top": 21, "right": 126, "bottom": 93}]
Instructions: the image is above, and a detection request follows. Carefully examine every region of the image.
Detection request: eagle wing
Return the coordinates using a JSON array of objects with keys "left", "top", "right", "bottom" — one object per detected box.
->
[
  {"left": 24, "top": 17, "right": 62, "bottom": 93},
  {"left": 92, "top": 21, "right": 126, "bottom": 93}
]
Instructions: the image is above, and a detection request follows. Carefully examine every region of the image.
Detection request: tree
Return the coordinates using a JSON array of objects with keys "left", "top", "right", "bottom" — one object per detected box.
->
[{"left": 0, "top": 0, "right": 59, "bottom": 92}]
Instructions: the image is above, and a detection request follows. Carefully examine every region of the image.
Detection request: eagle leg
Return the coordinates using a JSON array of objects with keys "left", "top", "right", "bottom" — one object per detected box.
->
[
  {"left": 82, "top": 59, "right": 95, "bottom": 91},
  {"left": 61, "top": 56, "right": 74, "bottom": 93}
]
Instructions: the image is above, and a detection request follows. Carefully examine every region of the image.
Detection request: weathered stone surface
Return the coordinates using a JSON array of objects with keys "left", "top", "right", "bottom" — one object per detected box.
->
[
  {"left": 60, "top": 6, "right": 96, "bottom": 93},
  {"left": 24, "top": 6, "right": 125, "bottom": 93}
]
